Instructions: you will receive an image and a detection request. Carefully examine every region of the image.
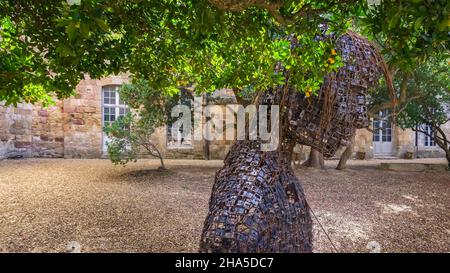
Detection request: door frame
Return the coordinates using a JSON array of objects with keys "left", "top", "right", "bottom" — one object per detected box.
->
[{"left": 372, "top": 110, "right": 394, "bottom": 156}]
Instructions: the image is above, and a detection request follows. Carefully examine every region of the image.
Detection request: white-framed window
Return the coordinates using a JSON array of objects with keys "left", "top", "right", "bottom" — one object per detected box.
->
[
  {"left": 102, "top": 85, "right": 128, "bottom": 125},
  {"left": 423, "top": 125, "right": 436, "bottom": 147},
  {"left": 166, "top": 89, "right": 193, "bottom": 149},
  {"left": 102, "top": 85, "right": 129, "bottom": 152},
  {"left": 373, "top": 109, "right": 392, "bottom": 142}
]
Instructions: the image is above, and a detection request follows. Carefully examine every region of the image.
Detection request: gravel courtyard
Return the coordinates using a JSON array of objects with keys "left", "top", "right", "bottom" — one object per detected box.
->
[{"left": 0, "top": 158, "right": 448, "bottom": 253}]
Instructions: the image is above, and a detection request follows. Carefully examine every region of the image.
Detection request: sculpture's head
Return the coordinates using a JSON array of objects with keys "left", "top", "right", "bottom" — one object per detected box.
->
[{"left": 284, "top": 32, "right": 386, "bottom": 157}]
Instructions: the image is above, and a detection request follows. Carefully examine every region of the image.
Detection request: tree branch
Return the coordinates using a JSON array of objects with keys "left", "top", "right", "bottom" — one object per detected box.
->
[{"left": 207, "top": 0, "right": 354, "bottom": 24}]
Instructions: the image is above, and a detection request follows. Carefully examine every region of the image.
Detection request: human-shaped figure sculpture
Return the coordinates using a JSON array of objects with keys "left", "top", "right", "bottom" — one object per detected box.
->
[{"left": 200, "top": 32, "right": 386, "bottom": 253}]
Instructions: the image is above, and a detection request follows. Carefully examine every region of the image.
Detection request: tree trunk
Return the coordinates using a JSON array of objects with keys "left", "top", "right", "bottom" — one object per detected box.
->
[
  {"left": 200, "top": 141, "right": 313, "bottom": 253},
  {"left": 302, "top": 148, "right": 325, "bottom": 169},
  {"left": 292, "top": 145, "right": 304, "bottom": 168},
  {"left": 286, "top": 142, "right": 296, "bottom": 165},
  {"left": 142, "top": 140, "right": 166, "bottom": 170},
  {"left": 152, "top": 146, "right": 166, "bottom": 170},
  {"left": 204, "top": 139, "right": 210, "bottom": 160},
  {"left": 336, "top": 135, "right": 355, "bottom": 170},
  {"left": 436, "top": 127, "right": 450, "bottom": 171},
  {"left": 158, "top": 155, "right": 166, "bottom": 170},
  {"left": 446, "top": 149, "right": 450, "bottom": 171}
]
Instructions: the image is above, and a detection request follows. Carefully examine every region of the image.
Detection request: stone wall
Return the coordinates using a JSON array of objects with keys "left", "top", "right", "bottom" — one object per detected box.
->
[
  {"left": 394, "top": 127, "right": 414, "bottom": 158},
  {"left": 0, "top": 75, "right": 130, "bottom": 159},
  {"left": 144, "top": 127, "right": 205, "bottom": 160},
  {"left": 0, "top": 105, "right": 9, "bottom": 158},
  {"left": 415, "top": 121, "right": 450, "bottom": 158},
  {"left": 0, "top": 102, "right": 64, "bottom": 159},
  {"left": 161, "top": 102, "right": 234, "bottom": 160},
  {"left": 63, "top": 79, "right": 102, "bottom": 158},
  {"left": 1, "top": 77, "right": 449, "bottom": 161},
  {"left": 352, "top": 124, "right": 449, "bottom": 159},
  {"left": 31, "top": 103, "right": 64, "bottom": 157},
  {"left": 354, "top": 128, "right": 374, "bottom": 159},
  {"left": 63, "top": 75, "right": 130, "bottom": 158},
  {"left": 0, "top": 103, "right": 33, "bottom": 159}
]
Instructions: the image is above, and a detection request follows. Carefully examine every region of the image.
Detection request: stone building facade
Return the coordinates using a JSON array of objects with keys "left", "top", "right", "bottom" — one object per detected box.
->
[
  {"left": 1, "top": 75, "right": 127, "bottom": 159},
  {"left": 351, "top": 112, "right": 450, "bottom": 159},
  {"left": 0, "top": 75, "right": 234, "bottom": 160},
  {"left": 1, "top": 76, "right": 449, "bottom": 160}
]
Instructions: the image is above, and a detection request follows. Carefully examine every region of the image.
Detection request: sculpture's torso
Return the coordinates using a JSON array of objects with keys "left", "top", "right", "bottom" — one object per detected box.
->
[{"left": 200, "top": 141, "right": 312, "bottom": 253}]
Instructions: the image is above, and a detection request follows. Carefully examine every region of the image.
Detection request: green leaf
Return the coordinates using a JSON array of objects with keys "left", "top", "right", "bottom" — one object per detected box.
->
[
  {"left": 65, "top": 22, "right": 78, "bottom": 40},
  {"left": 94, "top": 18, "right": 109, "bottom": 32}
]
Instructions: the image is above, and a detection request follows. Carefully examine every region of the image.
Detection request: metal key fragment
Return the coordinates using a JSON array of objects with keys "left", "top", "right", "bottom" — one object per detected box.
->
[{"left": 200, "top": 32, "right": 385, "bottom": 253}]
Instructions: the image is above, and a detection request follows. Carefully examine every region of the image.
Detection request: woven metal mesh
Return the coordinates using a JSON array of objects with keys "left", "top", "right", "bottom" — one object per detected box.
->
[
  {"left": 200, "top": 140, "right": 312, "bottom": 253},
  {"left": 287, "top": 32, "right": 384, "bottom": 157},
  {"left": 200, "top": 32, "right": 385, "bottom": 253}
]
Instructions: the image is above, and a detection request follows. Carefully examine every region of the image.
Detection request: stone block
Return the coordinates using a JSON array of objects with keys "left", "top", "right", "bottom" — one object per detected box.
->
[
  {"left": 83, "top": 106, "right": 97, "bottom": 113},
  {"left": 15, "top": 141, "right": 31, "bottom": 149},
  {"left": 425, "top": 164, "right": 449, "bottom": 171},
  {"left": 72, "top": 118, "right": 85, "bottom": 125},
  {"left": 38, "top": 110, "right": 49, "bottom": 117},
  {"left": 63, "top": 105, "right": 76, "bottom": 114},
  {"left": 380, "top": 162, "right": 448, "bottom": 172}
]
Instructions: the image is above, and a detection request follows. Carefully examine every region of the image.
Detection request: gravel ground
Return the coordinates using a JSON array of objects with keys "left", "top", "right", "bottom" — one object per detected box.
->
[{"left": 0, "top": 158, "right": 448, "bottom": 253}]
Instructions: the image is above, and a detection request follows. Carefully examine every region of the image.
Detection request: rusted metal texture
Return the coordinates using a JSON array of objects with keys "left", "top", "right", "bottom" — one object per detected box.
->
[
  {"left": 200, "top": 32, "right": 384, "bottom": 253},
  {"left": 288, "top": 32, "right": 384, "bottom": 157}
]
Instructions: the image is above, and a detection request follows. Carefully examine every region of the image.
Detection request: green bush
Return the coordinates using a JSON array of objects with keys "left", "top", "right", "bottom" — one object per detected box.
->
[{"left": 103, "top": 79, "right": 174, "bottom": 170}]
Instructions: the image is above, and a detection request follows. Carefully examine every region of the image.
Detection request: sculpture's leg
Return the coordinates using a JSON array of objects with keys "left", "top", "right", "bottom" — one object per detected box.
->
[{"left": 200, "top": 141, "right": 312, "bottom": 253}]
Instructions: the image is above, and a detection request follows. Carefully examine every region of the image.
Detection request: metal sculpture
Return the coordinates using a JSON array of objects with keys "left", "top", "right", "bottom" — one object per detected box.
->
[
  {"left": 287, "top": 31, "right": 386, "bottom": 157},
  {"left": 200, "top": 32, "right": 386, "bottom": 253}
]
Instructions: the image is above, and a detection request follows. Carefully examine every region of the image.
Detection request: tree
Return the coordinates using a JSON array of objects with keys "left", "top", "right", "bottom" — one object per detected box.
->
[
  {"left": 1, "top": 0, "right": 449, "bottom": 253},
  {"left": 358, "top": 0, "right": 449, "bottom": 71},
  {"left": 2, "top": 1, "right": 447, "bottom": 105},
  {"left": 334, "top": 0, "right": 450, "bottom": 170},
  {"left": 103, "top": 79, "right": 175, "bottom": 170},
  {"left": 104, "top": 112, "right": 167, "bottom": 170},
  {"left": 336, "top": 134, "right": 355, "bottom": 170},
  {"left": 0, "top": 0, "right": 351, "bottom": 105},
  {"left": 396, "top": 59, "right": 450, "bottom": 169},
  {"left": 302, "top": 148, "right": 325, "bottom": 169}
]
